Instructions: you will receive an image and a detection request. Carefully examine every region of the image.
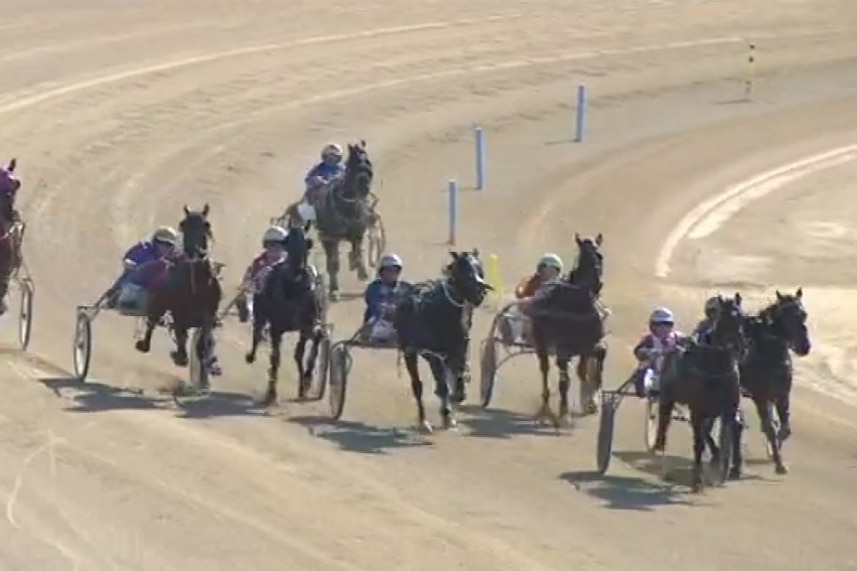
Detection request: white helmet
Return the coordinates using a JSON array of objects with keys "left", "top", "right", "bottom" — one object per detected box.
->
[
  {"left": 321, "top": 143, "right": 343, "bottom": 159},
  {"left": 649, "top": 307, "right": 675, "bottom": 324},
  {"left": 152, "top": 226, "right": 178, "bottom": 245},
  {"left": 379, "top": 253, "right": 403, "bottom": 270},
  {"left": 537, "top": 252, "right": 563, "bottom": 271},
  {"left": 262, "top": 225, "right": 288, "bottom": 245}
]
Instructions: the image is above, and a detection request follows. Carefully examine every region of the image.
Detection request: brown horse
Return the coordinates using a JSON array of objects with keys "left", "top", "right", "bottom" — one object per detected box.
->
[
  {"left": 0, "top": 158, "right": 23, "bottom": 315},
  {"left": 134, "top": 204, "right": 223, "bottom": 388}
]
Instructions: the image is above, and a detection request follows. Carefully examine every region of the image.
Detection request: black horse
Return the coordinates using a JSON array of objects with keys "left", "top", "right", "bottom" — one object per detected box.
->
[
  {"left": 0, "top": 158, "right": 23, "bottom": 315},
  {"left": 393, "top": 250, "right": 491, "bottom": 432},
  {"left": 729, "top": 287, "right": 811, "bottom": 478},
  {"left": 313, "top": 141, "right": 374, "bottom": 300},
  {"left": 244, "top": 223, "right": 325, "bottom": 405},
  {"left": 655, "top": 294, "right": 744, "bottom": 493},
  {"left": 136, "top": 204, "right": 222, "bottom": 390},
  {"left": 527, "top": 233, "right": 607, "bottom": 425}
]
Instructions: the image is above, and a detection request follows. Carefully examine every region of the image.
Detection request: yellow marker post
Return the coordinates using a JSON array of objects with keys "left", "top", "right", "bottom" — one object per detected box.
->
[
  {"left": 744, "top": 43, "right": 756, "bottom": 101},
  {"left": 486, "top": 253, "right": 504, "bottom": 307}
]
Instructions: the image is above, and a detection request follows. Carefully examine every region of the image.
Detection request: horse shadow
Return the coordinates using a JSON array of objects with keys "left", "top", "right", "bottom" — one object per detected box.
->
[
  {"left": 288, "top": 415, "right": 433, "bottom": 454},
  {"left": 613, "top": 449, "right": 766, "bottom": 487},
  {"left": 38, "top": 376, "right": 161, "bottom": 413},
  {"left": 458, "top": 405, "right": 569, "bottom": 439},
  {"left": 172, "top": 390, "right": 270, "bottom": 419},
  {"left": 559, "top": 470, "right": 692, "bottom": 511}
]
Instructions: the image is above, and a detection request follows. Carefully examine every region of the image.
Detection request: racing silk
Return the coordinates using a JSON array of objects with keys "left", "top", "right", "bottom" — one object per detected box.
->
[
  {"left": 633, "top": 330, "right": 687, "bottom": 363},
  {"left": 515, "top": 274, "right": 543, "bottom": 299},
  {"left": 304, "top": 162, "right": 345, "bottom": 190},
  {"left": 242, "top": 251, "right": 287, "bottom": 295},
  {"left": 363, "top": 278, "right": 411, "bottom": 323},
  {"left": 692, "top": 318, "right": 715, "bottom": 340},
  {"left": 123, "top": 240, "right": 161, "bottom": 268}
]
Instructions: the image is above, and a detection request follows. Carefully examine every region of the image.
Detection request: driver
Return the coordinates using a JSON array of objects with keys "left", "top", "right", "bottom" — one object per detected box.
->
[
  {"left": 632, "top": 307, "right": 689, "bottom": 397},
  {"left": 303, "top": 143, "right": 345, "bottom": 206},
  {"left": 362, "top": 253, "right": 410, "bottom": 343},
  {"left": 235, "top": 225, "right": 289, "bottom": 322},
  {"left": 107, "top": 226, "right": 179, "bottom": 310}
]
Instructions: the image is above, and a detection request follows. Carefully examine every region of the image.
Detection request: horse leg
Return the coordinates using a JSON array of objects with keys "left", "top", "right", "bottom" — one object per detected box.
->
[
  {"left": 689, "top": 410, "right": 707, "bottom": 493},
  {"left": 294, "top": 330, "right": 310, "bottom": 399},
  {"left": 556, "top": 353, "right": 571, "bottom": 427},
  {"left": 134, "top": 315, "right": 159, "bottom": 354},
  {"left": 576, "top": 350, "right": 601, "bottom": 416},
  {"left": 170, "top": 325, "right": 190, "bottom": 367},
  {"left": 728, "top": 406, "right": 745, "bottom": 480},
  {"left": 774, "top": 379, "right": 793, "bottom": 443},
  {"left": 535, "top": 348, "right": 554, "bottom": 424},
  {"left": 653, "top": 391, "right": 674, "bottom": 452},
  {"left": 323, "top": 239, "right": 341, "bottom": 300},
  {"left": 298, "top": 325, "right": 323, "bottom": 398},
  {"left": 404, "top": 351, "right": 430, "bottom": 432},
  {"left": 263, "top": 329, "right": 283, "bottom": 405},
  {"left": 244, "top": 296, "right": 265, "bottom": 364},
  {"left": 756, "top": 396, "right": 787, "bottom": 475},
  {"left": 0, "top": 256, "right": 11, "bottom": 314},
  {"left": 703, "top": 417, "right": 721, "bottom": 468},
  {"left": 427, "top": 354, "right": 456, "bottom": 430},
  {"left": 350, "top": 235, "right": 368, "bottom": 281}
]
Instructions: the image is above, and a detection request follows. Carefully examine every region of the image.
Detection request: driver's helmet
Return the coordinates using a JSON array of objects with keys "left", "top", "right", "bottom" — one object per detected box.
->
[
  {"left": 321, "top": 143, "right": 343, "bottom": 162},
  {"left": 262, "top": 225, "right": 288, "bottom": 247},
  {"left": 537, "top": 252, "right": 563, "bottom": 272},
  {"left": 649, "top": 306, "right": 675, "bottom": 326},
  {"left": 378, "top": 253, "right": 403, "bottom": 272},
  {"left": 152, "top": 226, "right": 178, "bottom": 246},
  {"left": 704, "top": 295, "right": 721, "bottom": 319}
]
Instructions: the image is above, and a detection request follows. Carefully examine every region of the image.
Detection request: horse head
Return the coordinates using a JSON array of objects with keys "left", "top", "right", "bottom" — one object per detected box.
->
[
  {"left": 766, "top": 287, "right": 810, "bottom": 356},
  {"left": 712, "top": 292, "right": 746, "bottom": 354},
  {"left": 343, "top": 140, "right": 373, "bottom": 201},
  {"left": 0, "top": 158, "right": 20, "bottom": 225},
  {"left": 446, "top": 249, "right": 491, "bottom": 306},
  {"left": 179, "top": 203, "right": 212, "bottom": 259},
  {"left": 284, "top": 222, "right": 314, "bottom": 272},
  {"left": 569, "top": 232, "right": 604, "bottom": 296}
]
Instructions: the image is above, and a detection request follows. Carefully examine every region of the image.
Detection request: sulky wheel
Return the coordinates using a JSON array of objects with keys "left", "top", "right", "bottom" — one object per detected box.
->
[
  {"left": 328, "top": 342, "right": 349, "bottom": 420},
  {"left": 645, "top": 397, "right": 660, "bottom": 452},
  {"left": 18, "top": 277, "right": 34, "bottom": 351},
  {"left": 309, "top": 330, "right": 332, "bottom": 401},
  {"left": 73, "top": 310, "right": 93, "bottom": 381},
  {"left": 479, "top": 338, "right": 498, "bottom": 408},
  {"left": 596, "top": 395, "right": 619, "bottom": 475},
  {"left": 366, "top": 215, "right": 386, "bottom": 268}
]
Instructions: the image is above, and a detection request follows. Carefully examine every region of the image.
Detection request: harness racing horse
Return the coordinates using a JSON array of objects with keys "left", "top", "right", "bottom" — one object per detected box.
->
[
  {"left": 394, "top": 250, "right": 491, "bottom": 432},
  {"left": 655, "top": 294, "right": 744, "bottom": 493},
  {"left": 135, "top": 204, "right": 223, "bottom": 389},
  {"left": 314, "top": 141, "right": 374, "bottom": 300},
  {"left": 244, "top": 224, "right": 325, "bottom": 405},
  {"left": 0, "top": 158, "right": 22, "bottom": 315},
  {"left": 729, "top": 287, "right": 810, "bottom": 478}
]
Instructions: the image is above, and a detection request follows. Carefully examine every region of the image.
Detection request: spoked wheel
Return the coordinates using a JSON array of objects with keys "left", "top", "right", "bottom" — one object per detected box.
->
[
  {"left": 308, "top": 331, "right": 332, "bottom": 401},
  {"left": 645, "top": 397, "right": 659, "bottom": 452},
  {"left": 479, "top": 339, "right": 498, "bottom": 408},
  {"left": 73, "top": 310, "right": 92, "bottom": 381},
  {"left": 18, "top": 278, "right": 34, "bottom": 351},
  {"left": 597, "top": 394, "right": 619, "bottom": 475},
  {"left": 366, "top": 215, "right": 386, "bottom": 268},
  {"left": 328, "top": 342, "right": 348, "bottom": 419}
]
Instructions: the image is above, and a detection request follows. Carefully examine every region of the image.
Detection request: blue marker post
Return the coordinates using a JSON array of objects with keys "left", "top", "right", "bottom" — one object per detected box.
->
[
  {"left": 448, "top": 179, "right": 458, "bottom": 246},
  {"left": 475, "top": 127, "right": 486, "bottom": 190},
  {"left": 574, "top": 84, "right": 587, "bottom": 142}
]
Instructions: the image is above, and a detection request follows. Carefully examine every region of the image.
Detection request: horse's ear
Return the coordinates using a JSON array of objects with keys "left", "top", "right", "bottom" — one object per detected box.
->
[
  {"left": 306, "top": 238, "right": 314, "bottom": 250},
  {"left": 7, "top": 158, "right": 16, "bottom": 172},
  {"left": 776, "top": 290, "right": 783, "bottom": 301},
  {"left": 360, "top": 139, "right": 367, "bottom": 149},
  {"left": 795, "top": 287, "right": 803, "bottom": 299},
  {"left": 595, "top": 232, "right": 603, "bottom": 246},
  {"left": 734, "top": 292, "right": 742, "bottom": 305},
  {"left": 202, "top": 203, "right": 210, "bottom": 217},
  {"left": 471, "top": 247, "right": 479, "bottom": 258},
  {"left": 574, "top": 232, "right": 581, "bottom": 245},
  {"left": 183, "top": 204, "right": 190, "bottom": 216},
  {"left": 449, "top": 251, "right": 459, "bottom": 260},
  {"left": 304, "top": 220, "right": 312, "bottom": 233}
]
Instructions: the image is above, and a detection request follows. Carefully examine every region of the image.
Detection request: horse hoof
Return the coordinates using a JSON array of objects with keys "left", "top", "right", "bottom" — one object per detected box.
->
[
  {"left": 357, "top": 269, "right": 369, "bottom": 281},
  {"left": 728, "top": 467, "right": 742, "bottom": 480},
  {"left": 585, "top": 401, "right": 599, "bottom": 415},
  {"left": 775, "top": 464, "right": 789, "bottom": 475},
  {"left": 170, "top": 352, "right": 189, "bottom": 367},
  {"left": 691, "top": 482, "right": 704, "bottom": 494},
  {"left": 778, "top": 426, "right": 792, "bottom": 442},
  {"left": 451, "top": 391, "right": 466, "bottom": 404},
  {"left": 330, "top": 291, "right": 340, "bottom": 302},
  {"left": 134, "top": 340, "right": 150, "bottom": 353},
  {"left": 262, "top": 391, "right": 278, "bottom": 407},
  {"left": 419, "top": 419, "right": 434, "bottom": 433}
]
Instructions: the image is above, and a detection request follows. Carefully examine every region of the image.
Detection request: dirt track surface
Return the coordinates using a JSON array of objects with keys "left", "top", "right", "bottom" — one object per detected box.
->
[{"left": 2, "top": 0, "right": 857, "bottom": 569}]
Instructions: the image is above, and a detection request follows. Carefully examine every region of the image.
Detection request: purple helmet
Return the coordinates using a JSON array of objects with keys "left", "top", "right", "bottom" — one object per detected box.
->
[{"left": 0, "top": 159, "right": 20, "bottom": 197}]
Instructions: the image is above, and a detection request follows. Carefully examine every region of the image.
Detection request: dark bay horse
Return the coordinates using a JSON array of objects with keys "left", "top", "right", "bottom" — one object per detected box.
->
[
  {"left": 135, "top": 204, "right": 222, "bottom": 388},
  {"left": 393, "top": 250, "right": 491, "bottom": 432},
  {"left": 730, "top": 287, "right": 810, "bottom": 478},
  {"left": 0, "top": 158, "right": 22, "bottom": 315},
  {"left": 314, "top": 141, "right": 374, "bottom": 300},
  {"left": 244, "top": 224, "right": 325, "bottom": 405},
  {"left": 655, "top": 294, "right": 744, "bottom": 493},
  {"left": 527, "top": 233, "right": 607, "bottom": 426}
]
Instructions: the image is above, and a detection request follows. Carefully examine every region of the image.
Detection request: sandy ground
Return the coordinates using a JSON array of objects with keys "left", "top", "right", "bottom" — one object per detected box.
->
[{"left": 1, "top": 0, "right": 857, "bottom": 569}]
